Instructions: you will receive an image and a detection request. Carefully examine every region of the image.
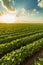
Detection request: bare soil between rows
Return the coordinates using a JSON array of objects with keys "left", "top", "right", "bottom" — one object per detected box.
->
[{"left": 22, "top": 48, "right": 43, "bottom": 65}]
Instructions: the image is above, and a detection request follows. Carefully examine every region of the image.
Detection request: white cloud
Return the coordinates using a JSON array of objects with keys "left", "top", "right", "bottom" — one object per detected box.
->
[
  {"left": 38, "top": 0, "right": 43, "bottom": 8},
  {"left": 1, "top": 0, "right": 15, "bottom": 11},
  {"left": 38, "top": 0, "right": 40, "bottom": 2},
  {"left": 0, "top": 0, "right": 1, "bottom": 1},
  {"left": 16, "top": 8, "right": 28, "bottom": 17},
  {"left": 21, "top": 8, "right": 27, "bottom": 15},
  {"left": 16, "top": 8, "right": 39, "bottom": 18},
  {"left": 31, "top": 9, "right": 39, "bottom": 15},
  {"left": 0, "top": 11, "right": 4, "bottom": 16}
]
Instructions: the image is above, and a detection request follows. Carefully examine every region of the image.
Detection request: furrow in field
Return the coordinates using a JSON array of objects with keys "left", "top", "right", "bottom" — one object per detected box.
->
[
  {"left": 0, "top": 31, "right": 43, "bottom": 44},
  {"left": 22, "top": 48, "right": 43, "bottom": 65},
  {"left": 0, "top": 33, "right": 43, "bottom": 58},
  {"left": 0, "top": 38, "right": 43, "bottom": 65}
]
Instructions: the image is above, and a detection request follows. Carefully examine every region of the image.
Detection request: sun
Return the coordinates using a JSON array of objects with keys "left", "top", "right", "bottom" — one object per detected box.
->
[{"left": 1, "top": 13, "right": 16, "bottom": 23}]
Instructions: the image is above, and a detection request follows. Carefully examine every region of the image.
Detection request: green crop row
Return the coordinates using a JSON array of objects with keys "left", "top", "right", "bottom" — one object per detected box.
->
[
  {"left": 0, "top": 33, "right": 43, "bottom": 56},
  {"left": 0, "top": 38, "right": 43, "bottom": 65},
  {"left": 0, "top": 31, "right": 43, "bottom": 44},
  {"left": 0, "top": 31, "right": 37, "bottom": 44}
]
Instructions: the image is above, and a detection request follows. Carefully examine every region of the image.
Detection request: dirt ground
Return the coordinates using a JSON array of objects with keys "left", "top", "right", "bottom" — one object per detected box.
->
[{"left": 22, "top": 48, "right": 43, "bottom": 65}]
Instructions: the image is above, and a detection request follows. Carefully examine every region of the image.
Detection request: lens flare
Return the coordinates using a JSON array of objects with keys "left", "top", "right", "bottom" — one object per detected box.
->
[{"left": 0, "top": 13, "right": 16, "bottom": 23}]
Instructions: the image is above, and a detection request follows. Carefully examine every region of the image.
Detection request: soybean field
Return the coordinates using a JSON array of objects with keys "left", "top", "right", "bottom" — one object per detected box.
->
[{"left": 0, "top": 23, "right": 43, "bottom": 65}]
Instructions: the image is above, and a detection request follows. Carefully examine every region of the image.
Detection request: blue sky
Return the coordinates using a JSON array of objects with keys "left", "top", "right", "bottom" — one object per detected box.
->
[{"left": 0, "top": 0, "right": 43, "bottom": 23}]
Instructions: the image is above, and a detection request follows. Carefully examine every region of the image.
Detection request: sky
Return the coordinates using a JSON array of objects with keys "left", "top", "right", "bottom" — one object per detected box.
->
[{"left": 0, "top": 0, "right": 43, "bottom": 23}]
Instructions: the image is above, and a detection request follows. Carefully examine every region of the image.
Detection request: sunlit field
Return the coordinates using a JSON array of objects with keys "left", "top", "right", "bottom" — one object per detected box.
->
[{"left": 0, "top": 23, "right": 43, "bottom": 65}]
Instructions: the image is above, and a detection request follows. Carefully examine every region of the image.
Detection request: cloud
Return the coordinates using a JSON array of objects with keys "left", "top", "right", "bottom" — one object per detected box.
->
[
  {"left": 0, "top": 11, "right": 2, "bottom": 15},
  {"left": 38, "top": 0, "right": 43, "bottom": 8},
  {"left": 31, "top": 9, "right": 39, "bottom": 15},
  {"left": 1, "top": 0, "right": 15, "bottom": 11},
  {"left": 16, "top": 8, "right": 28, "bottom": 17},
  {"left": 38, "top": 0, "right": 41, "bottom": 2},
  {"left": 0, "top": 0, "right": 1, "bottom": 1},
  {"left": 21, "top": 8, "right": 27, "bottom": 15},
  {"left": 0, "top": 11, "right": 4, "bottom": 15},
  {"left": 16, "top": 8, "right": 39, "bottom": 18}
]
